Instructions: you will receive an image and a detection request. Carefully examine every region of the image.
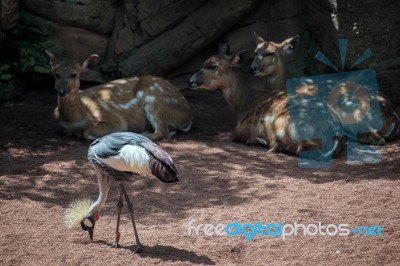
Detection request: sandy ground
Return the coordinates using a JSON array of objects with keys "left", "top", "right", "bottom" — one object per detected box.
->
[{"left": 1, "top": 85, "right": 400, "bottom": 266}]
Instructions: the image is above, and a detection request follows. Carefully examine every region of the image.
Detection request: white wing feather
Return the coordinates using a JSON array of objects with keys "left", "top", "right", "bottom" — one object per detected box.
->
[{"left": 97, "top": 145, "right": 152, "bottom": 177}]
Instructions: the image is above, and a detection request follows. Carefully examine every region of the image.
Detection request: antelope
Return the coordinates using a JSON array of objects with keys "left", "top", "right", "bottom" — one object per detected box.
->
[
  {"left": 45, "top": 51, "right": 192, "bottom": 140},
  {"left": 188, "top": 44, "right": 343, "bottom": 158},
  {"left": 250, "top": 33, "right": 399, "bottom": 145}
]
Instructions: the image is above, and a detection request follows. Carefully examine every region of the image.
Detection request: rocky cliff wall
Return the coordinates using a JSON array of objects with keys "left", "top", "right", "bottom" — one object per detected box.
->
[{"left": 0, "top": 0, "right": 399, "bottom": 104}]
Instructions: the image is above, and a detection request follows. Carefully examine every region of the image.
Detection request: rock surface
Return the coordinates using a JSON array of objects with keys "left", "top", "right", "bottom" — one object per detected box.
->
[
  {"left": 0, "top": 0, "right": 18, "bottom": 30},
  {"left": 0, "top": 0, "right": 399, "bottom": 104}
]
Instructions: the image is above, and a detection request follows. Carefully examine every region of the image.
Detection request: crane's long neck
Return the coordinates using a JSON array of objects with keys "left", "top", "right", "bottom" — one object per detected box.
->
[{"left": 88, "top": 170, "right": 112, "bottom": 216}]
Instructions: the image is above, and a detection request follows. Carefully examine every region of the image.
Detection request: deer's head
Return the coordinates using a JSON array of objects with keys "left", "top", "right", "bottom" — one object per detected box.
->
[
  {"left": 45, "top": 51, "right": 98, "bottom": 97},
  {"left": 188, "top": 44, "right": 246, "bottom": 91},
  {"left": 250, "top": 33, "right": 298, "bottom": 77}
]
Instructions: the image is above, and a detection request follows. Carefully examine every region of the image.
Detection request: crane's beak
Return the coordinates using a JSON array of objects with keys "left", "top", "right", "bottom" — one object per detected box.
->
[
  {"left": 88, "top": 225, "right": 94, "bottom": 241},
  {"left": 81, "top": 217, "right": 96, "bottom": 241}
]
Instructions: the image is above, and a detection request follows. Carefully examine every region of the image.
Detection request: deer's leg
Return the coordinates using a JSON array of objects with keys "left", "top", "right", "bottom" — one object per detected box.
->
[
  {"left": 141, "top": 103, "right": 169, "bottom": 140},
  {"left": 379, "top": 118, "right": 399, "bottom": 141},
  {"left": 358, "top": 131, "right": 385, "bottom": 145},
  {"left": 84, "top": 118, "right": 127, "bottom": 140}
]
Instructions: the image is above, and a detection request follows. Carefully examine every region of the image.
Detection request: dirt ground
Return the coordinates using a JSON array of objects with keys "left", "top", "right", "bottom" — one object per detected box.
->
[{"left": 1, "top": 83, "right": 400, "bottom": 266}]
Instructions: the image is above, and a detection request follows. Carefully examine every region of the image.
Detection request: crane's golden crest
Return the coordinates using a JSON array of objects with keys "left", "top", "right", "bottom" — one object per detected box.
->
[{"left": 64, "top": 199, "right": 93, "bottom": 229}]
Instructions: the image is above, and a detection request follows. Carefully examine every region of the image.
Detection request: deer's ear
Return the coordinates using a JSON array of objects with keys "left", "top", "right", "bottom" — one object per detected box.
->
[
  {"left": 254, "top": 32, "right": 265, "bottom": 45},
  {"left": 280, "top": 35, "right": 299, "bottom": 55},
  {"left": 219, "top": 43, "right": 230, "bottom": 56},
  {"left": 80, "top": 54, "right": 99, "bottom": 72},
  {"left": 45, "top": 50, "right": 59, "bottom": 70},
  {"left": 230, "top": 50, "right": 247, "bottom": 67}
]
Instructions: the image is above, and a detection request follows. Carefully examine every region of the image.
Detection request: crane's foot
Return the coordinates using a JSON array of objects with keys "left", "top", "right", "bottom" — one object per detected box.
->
[
  {"left": 132, "top": 243, "right": 144, "bottom": 254},
  {"left": 111, "top": 232, "right": 121, "bottom": 248}
]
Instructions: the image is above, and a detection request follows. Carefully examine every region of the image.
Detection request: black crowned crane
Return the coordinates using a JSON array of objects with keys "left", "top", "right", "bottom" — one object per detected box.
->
[{"left": 64, "top": 132, "right": 178, "bottom": 253}]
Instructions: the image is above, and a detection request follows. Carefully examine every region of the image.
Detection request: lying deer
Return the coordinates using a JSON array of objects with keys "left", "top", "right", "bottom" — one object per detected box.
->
[
  {"left": 188, "top": 44, "right": 343, "bottom": 158},
  {"left": 46, "top": 51, "right": 192, "bottom": 140},
  {"left": 250, "top": 33, "right": 399, "bottom": 145}
]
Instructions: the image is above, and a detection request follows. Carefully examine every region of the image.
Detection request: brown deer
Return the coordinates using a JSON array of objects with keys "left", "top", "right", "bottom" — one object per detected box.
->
[
  {"left": 250, "top": 33, "right": 399, "bottom": 145},
  {"left": 46, "top": 51, "right": 192, "bottom": 140},
  {"left": 188, "top": 44, "right": 343, "bottom": 158}
]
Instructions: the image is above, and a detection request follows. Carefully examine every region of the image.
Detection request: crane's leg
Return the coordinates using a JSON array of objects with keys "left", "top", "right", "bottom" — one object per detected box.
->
[
  {"left": 120, "top": 183, "right": 143, "bottom": 254},
  {"left": 112, "top": 189, "right": 124, "bottom": 248}
]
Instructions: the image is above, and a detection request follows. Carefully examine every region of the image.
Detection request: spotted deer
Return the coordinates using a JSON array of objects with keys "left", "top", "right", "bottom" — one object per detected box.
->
[
  {"left": 188, "top": 45, "right": 343, "bottom": 157},
  {"left": 251, "top": 33, "right": 399, "bottom": 145},
  {"left": 46, "top": 51, "right": 192, "bottom": 140}
]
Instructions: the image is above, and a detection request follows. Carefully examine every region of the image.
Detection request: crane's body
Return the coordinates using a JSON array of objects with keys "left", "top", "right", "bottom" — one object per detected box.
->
[
  {"left": 88, "top": 132, "right": 178, "bottom": 182},
  {"left": 65, "top": 132, "right": 178, "bottom": 253}
]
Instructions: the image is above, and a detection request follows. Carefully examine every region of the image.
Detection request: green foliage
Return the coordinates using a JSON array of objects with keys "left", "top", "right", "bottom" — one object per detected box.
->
[
  {"left": 1, "top": 22, "right": 54, "bottom": 73},
  {"left": 0, "top": 73, "right": 13, "bottom": 80},
  {"left": 0, "top": 80, "right": 24, "bottom": 101},
  {"left": 0, "top": 23, "right": 55, "bottom": 101},
  {"left": 0, "top": 65, "right": 13, "bottom": 80}
]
